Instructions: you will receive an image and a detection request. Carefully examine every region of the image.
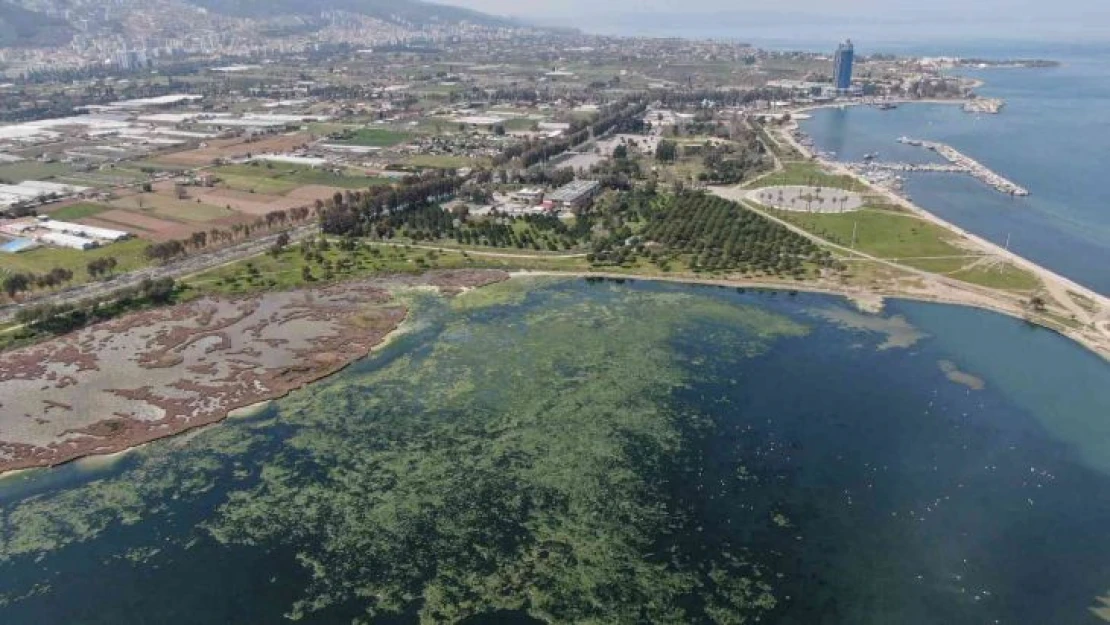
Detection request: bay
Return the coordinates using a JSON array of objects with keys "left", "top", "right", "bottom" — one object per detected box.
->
[
  {"left": 800, "top": 44, "right": 1110, "bottom": 295},
  {"left": 0, "top": 278, "right": 1108, "bottom": 623}
]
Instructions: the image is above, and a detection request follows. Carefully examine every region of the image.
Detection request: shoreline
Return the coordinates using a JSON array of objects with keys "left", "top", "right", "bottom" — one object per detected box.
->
[
  {"left": 767, "top": 106, "right": 1110, "bottom": 359},
  {"left": 3, "top": 263, "right": 1105, "bottom": 484},
  {"left": 0, "top": 271, "right": 513, "bottom": 481},
  {"left": 510, "top": 271, "right": 1109, "bottom": 360},
  {"left": 0, "top": 312, "right": 413, "bottom": 482}
]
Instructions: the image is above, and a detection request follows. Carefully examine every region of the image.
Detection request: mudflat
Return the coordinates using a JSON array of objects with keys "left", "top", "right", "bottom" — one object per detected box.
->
[{"left": 0, "top": 270, "right": 508, "bottom": 473}]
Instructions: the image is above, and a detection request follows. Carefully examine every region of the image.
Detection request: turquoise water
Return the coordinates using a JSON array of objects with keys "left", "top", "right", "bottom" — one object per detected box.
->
[
  {"left": 1, "top": 279, "right": 1109, "bottom": 623},
  {"left": 800, "top": 45, "right": 1110, "bottom": 295}
]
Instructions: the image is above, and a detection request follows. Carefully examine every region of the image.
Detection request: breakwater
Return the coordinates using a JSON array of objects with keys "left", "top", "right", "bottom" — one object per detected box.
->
[{"left": 896, "top": 137, "right": 1029, "bottom": 195}]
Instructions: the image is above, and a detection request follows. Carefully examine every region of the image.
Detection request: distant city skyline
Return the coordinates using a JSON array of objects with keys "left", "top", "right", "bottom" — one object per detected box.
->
[{"left": 440, "top": 0, "right": 1110, "bottom": 42}]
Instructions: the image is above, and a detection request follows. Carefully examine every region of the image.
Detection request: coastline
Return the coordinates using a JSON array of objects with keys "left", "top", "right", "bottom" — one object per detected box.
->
[
  {"left": 0, "top": 270, "right": 511, "bottom": 480},
  {"left": 0, "top": 310, "right": 413, "bottom": 481},
  {"left": 511, "top": 270, "right": 1110, "bottom": 361},
  {"left": 751, "top": 106, "right": 1110, "bottom": 360}
]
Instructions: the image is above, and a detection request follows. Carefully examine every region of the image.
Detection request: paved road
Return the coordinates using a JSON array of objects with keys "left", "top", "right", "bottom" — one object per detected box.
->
[{"left": 0, "top": 224, "right": 318, "bottom": 323}]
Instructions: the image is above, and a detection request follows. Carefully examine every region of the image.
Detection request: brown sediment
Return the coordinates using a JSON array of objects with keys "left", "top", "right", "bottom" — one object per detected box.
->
[{"left": 0, "top": 270, "right": 509, "bottom": 474}]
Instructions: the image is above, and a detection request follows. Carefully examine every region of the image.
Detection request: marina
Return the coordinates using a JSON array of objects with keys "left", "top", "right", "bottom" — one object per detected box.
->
[{"left": 858, "top": 137, "right": 1031, "bottom": 196}]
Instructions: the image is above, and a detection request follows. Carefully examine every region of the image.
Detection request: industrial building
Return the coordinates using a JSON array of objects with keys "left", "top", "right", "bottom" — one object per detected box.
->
[
  {"left": 39, "top": 220, "right": 130, "bottom": 242},
  {"left": 547, "top": 180, "right": 601, "bottom": 211},
  {"left": 0, "top": 181, "right": 92, "bottom": 212},
  {"left": 0, "top": 218, "right": 129, "bottom": 251},
  {"left": 511, "top": 187, "right": 545, "bottom": 205}
]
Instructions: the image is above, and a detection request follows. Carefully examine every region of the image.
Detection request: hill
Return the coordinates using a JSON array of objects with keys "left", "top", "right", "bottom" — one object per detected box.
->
[
  {"left": 190, "top": 0, "right": 514, "bottom": 27},
  {"left": 0, "top": 1, "right": 72, "bottom": 48}
]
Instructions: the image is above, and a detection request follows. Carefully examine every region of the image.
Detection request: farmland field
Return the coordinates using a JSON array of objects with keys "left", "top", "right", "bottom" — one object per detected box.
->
[
  {"left": 110, "top": 194, "right": 237, "bottom": 223},
  {"left": 330, "top": 127, "right": 415, "bottom": 147},
  {"left": 0, "top": 238, "right": 150, "bottom": 283},
  {"left": 45, "top": 202, "right": 113, "bottom": 221},
  {"left": 212, "top": 163, "right": 391, "bottom": 191},
  {"left": 0, "top": 161, "right": 74, "bottom": 183}
]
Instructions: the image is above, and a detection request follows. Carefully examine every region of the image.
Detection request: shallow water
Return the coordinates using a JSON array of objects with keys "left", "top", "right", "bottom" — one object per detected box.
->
[{"left": 1, "top": 279, "right": 1109, "bottom": 624}]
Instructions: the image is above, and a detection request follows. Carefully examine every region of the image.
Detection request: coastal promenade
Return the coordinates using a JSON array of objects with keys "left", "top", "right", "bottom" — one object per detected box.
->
[{"left": 772, "top": 116, "right": 1110, "bottom": 359}]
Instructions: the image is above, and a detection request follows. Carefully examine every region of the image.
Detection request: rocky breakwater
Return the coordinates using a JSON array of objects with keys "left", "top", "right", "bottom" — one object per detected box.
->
[{"left": 0, "top": 270, "right": 509, "bottom": 473}]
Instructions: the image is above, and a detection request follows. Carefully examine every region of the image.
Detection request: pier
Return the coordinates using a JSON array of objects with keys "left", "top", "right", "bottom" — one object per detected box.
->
[{"left": 891, "top": 137, "right": 1029, "bottom": 196}]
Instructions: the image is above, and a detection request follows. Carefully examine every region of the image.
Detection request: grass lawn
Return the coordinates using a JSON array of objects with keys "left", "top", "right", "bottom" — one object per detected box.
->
[
  {"left": 949, "top": 262, "right": 1041, "bottom": 291},
  {"left": 772, "top": 208, "right": 966, "bottom": 259},
  {"left": 0, "top": 238, "right": 150, "bottom": 288},
  {"left": 749, "top": 161, "right": 866, "bottom": 192},
  {"left": 333, "top": 128, "right": 415, "bottom": 148},
  {"left": 47, "top": 202, "right": 114, "bottom": 221}
]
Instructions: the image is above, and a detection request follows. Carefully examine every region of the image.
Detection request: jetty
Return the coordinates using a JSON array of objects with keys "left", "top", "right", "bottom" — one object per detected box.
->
[
  {"left": 891, "top": 137, "right": 1029, "bottom": 196},
  {"left": 963, "top": 98, "right": 1005, "bottom": 114}
]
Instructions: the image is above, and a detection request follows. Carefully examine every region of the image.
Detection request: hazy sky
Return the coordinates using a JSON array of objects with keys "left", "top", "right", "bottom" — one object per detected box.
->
[{"left": 439, "top": 0, "right": 1110, "bottom": 42}]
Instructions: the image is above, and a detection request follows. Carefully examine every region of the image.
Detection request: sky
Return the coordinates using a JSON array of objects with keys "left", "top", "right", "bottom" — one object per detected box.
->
[{"left": 439, "top": 0, "right": 1110, "bottom": 44}]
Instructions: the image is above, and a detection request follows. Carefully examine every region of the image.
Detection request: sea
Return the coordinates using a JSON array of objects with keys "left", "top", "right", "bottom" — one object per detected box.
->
[
  {"left": 797, "top": 41, "right": 1110, "bottom": 295},
  {"left": 1, "top": 278, "right": 1109, "bottom": 624}
]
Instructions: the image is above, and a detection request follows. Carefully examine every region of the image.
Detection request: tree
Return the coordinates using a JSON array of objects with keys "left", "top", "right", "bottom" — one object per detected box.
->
[
  {"left": 270, "top": 232, "right": 291, "bottom": 256},
  {"left": 655, "top": 140, "right": 678, "bottom": 163},
  {"left": 3, "top": 273, "right": 31, "bottom": 298},
  {"left": 613, "top": 144, "right": 628, "bottom": 160}
]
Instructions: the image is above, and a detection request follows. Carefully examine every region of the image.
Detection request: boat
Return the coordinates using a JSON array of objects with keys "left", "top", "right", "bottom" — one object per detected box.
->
[{"left": 877, "top": 103, "right": 898, "bottom": 110}]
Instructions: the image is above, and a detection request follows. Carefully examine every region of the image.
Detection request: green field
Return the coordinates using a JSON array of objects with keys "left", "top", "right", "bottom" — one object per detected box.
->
[
  {"left": 332, "top": 127, "right": 415, "bottom": 147},
  {"left": 768, "top": 205, "right": 1041, "bottom": 291},
  {"left": 949, "top": 263, "right": 1041, "bottom": 291},
  {"left": 213, "top": 164, "right": 392, "bottom": 192},
  {"left": 0, "top": 161, "right": 73, "bottom": 184},
  {"left": 46, "top": 203, "right": 114, "bottom": 221},
  {"left": 0, "top": 238, "right": 150, "bottom": 286},
  {"left": 772, "top": 208, "right": 967, "bottom": 259},
  {"left": 748, "top": 162, "right": 867, "bottom": 192},
  {"left": 215, "top": 174, "right": 301, "bottom": 195},
  {"left": 112, "top": 196, "right": 236, "bottom": 223},
  {"left": 502, "top": 117, "right": 538, "bottom": 131},
  {"left": 186, "top": 242, "right": 587, "bottom": 297}
]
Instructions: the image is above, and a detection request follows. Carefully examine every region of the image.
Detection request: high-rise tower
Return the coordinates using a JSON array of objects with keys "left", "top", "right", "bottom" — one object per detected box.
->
[{"left": 833, "top": 39, "right": 854, "bottom": 91}]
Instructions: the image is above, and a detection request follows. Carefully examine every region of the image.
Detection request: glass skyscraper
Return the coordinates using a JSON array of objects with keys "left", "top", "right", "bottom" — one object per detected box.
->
[{"left": 833, "top": 39, "right": 854, "bottom": 91}]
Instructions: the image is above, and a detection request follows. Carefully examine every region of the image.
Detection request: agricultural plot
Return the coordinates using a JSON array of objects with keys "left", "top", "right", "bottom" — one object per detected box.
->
[
  {"left": 330, "top": 127, "right": 415, "bottom": 147},
  {"left": 0, "top": 238, "right": 150, "bottom": 282},
  {"left": 156, "top": 133, "right": 312, "bottom": 167},
  {"left": 110, "top": 193, "right": 237, "bottom": 223},
  {"left": 0, "top": 161, "right": 73, "bottom": 183},
  {"left": 212, "top": 164, "right": 390, "bottom": 191},
  {"left": 44, "top": 202, "right": 113, "bottom": 221}
]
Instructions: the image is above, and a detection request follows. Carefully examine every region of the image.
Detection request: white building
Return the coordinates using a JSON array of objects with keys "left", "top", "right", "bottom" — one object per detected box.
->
[{"left": 39, "top": 231, "right": 98, "bottom": 250}]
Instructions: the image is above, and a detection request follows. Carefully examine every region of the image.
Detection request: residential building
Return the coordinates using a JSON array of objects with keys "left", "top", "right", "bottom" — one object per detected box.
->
[{"left": 833, "top": 39, "right": 855, "bottom": 91}]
